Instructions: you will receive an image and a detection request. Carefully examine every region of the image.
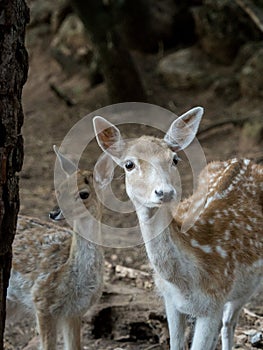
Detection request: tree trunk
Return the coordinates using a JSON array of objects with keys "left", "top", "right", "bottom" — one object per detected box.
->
[
  {"left": 0, "top": 1, "right": 29, "bottom": 348},
  {"left": 71, "top": 0, "right": 147, "bottom": 104}
]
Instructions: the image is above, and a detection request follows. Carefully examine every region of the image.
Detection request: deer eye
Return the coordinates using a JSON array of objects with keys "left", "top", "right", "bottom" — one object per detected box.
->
[
  {"left": 79, "top": 191, "right": 89, "bottom": 200},
  {"left": 172, "top": 155, "right": 179, "bottom": 166},
  {"left": 125, "top": 160, "right": 135, "bottom": 171}
]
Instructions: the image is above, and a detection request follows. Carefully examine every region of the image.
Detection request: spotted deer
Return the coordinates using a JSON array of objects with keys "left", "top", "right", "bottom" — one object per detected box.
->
[
  {"left": 93, "top": 107, "right": 263, "bottom": 350},
  {"left": 6, "top": 147, "right": 105, "bottom": 350}
]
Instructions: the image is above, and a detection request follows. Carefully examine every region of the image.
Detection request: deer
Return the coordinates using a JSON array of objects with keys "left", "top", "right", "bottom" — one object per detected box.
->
[
  {"left": 6, "top": 146, "right": 106, "bottom": 350},
  {"left": 93, "top": 107, "right": 263, "bottom": 350}
]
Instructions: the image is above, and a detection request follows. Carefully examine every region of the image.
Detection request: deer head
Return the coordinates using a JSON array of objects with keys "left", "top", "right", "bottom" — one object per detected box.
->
[
  {"left": 50, "top": 146, "right": 112, "bottom": 222},
  {"left": 93, "top": 107, "right": 203, "bottom": 209}
]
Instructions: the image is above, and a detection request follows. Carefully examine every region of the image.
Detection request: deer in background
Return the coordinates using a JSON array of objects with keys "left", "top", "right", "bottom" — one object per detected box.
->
[
  {"left": 6, "top": 147, "right": 105, "bottom": 350},
  {"left": 93, "top": 107, "right": 263, "bottom": 350}
]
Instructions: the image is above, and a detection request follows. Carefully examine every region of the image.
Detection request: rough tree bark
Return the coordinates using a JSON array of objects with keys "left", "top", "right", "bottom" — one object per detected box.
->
[
  {"left": 0, "top": 1, "right": 29, "bottom": 348},
  {"left": 71, "top": 0, "right": 147, "bottom": 104}
]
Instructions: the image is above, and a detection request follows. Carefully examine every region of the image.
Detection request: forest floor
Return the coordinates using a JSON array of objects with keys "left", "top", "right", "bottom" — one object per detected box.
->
[{"left": 4, "top": 8, "right": 263, "bottom": 350}]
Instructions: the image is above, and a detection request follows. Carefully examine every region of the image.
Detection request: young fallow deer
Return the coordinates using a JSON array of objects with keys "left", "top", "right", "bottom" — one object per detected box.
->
[
  {"left": 93, "top": 107, "right": 263, "bottom": 350},
  {"left": 6, "top": 147, "right": 104, "bottom": 350}
]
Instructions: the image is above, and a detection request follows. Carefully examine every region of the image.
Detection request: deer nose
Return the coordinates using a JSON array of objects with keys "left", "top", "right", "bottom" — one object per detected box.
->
[
  {"left": 49, "top": 206, "right": 65, "bottom": 221},
  {"left": 155, "top": 189, "right": 175, "bottom": 202},
  {"left": 155, "top": 189, "right": 164, "bottom": 197}
]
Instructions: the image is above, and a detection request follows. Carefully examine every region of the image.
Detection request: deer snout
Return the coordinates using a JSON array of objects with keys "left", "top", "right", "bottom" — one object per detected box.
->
[
  {"left": 154, "top": 187, "right": 175, "bottom": 202},
  {"left": 49, "top": 206, "right": 65, "bottom": 221}
]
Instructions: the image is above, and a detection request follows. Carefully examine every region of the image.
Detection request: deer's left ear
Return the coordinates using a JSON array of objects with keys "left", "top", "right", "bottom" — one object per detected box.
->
[
  {"left": 53, "top": 145, "right": 78, "bottom": 177},
  {"left": 164, "top": 107, "right": 204, "bottom": 151}
]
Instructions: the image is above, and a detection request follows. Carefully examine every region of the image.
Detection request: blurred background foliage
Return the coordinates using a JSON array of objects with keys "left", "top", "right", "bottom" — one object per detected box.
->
[
  {"left": 24, "top": 0, "right": 263, "bottom": 149},
  {"left": 27, "top": 0, "right": 263, "bottom": 98}
]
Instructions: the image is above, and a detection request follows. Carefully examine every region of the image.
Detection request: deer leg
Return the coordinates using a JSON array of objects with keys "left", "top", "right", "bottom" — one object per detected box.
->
[
  {"left": 5, "top": 300, "right": 18, "bottom": 322},
  {"left": 61, "top": 316, "right": 81, "bottom": 350},
  {"left": 190, "top": 313, "right": 222, "bottom": 350},
  {"left": 164, "top": 298, "right": 187, "bottom": 350},
  {"left": 221, "top": 301, "right": 244, "bottom": 350},
  {"left": 36, "top": 312, "right": 57, "bottom": 350},
  {"left": 209, "top": 320, "right": 223, "bottom": 350},
  {"left": 22, "top": 336, "right": 40, "bottom": 350}
]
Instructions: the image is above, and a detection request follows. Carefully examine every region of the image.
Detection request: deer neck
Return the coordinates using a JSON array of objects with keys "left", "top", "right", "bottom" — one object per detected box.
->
[
  {"left": 135, "top": 204, "right": 172, "bottom": 239},
  {"left": 135, "top": 203, "right": 197, "bottom": 286},
  {"left": 68, "top": 216, "right": 103, "bottom": 268}
]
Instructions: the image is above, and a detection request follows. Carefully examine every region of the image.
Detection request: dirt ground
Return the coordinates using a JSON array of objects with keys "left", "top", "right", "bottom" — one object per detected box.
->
[{"left": 4, "top": 5, "right": 263, "bottom": 350}]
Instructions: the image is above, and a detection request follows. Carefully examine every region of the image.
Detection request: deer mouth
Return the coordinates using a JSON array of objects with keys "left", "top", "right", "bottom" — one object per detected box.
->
[
  {"left": 145, "top": 199, "right": 175, "bottom": 208},
  {"left": 49, "top": 206, "right": 65, "bottom": 221}
]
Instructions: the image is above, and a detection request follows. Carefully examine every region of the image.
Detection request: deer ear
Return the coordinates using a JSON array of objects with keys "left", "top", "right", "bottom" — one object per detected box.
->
[
  {"left": 53, "top": 145, "right": 78, "bottom": 177},
  {"left": 94, "top": 153, "right": 114, "bottom": 188},
  {"left": 164, "top": 107, "right": 204, "bottom": 151},
  {"left": 93, "top": 116, "right": 124, "bottom": 164}
]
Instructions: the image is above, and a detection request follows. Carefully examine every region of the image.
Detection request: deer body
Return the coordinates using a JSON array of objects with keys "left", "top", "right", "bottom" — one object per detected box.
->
[
  {"left": 6, "top": 149, "right": 104, "bottom": 350},
  {"left": 93, "top": 107, "right": 263, "bottom": 350}
]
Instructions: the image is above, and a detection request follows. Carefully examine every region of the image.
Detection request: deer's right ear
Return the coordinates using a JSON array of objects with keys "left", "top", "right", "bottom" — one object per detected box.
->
[
  {"left": 53, "top": 145, "right": 78, "bottom": 177},
  {"left": 93, "top": 116, "right": 124, "bottom": 165},
  {"left": 94, "top": 153, "right": 114, "bottom": 188}
]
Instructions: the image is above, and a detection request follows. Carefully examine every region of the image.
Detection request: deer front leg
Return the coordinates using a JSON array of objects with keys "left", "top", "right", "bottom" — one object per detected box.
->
[
  {"left": 36, "top": 312, "right": 57, "bottom": 350},
  {"left": 164, "top": 297, "right": 187, "bottom": 350},
  {"left": 61, "top": 316, "right": 81, "bottom": 350},
  {"left": 221, "top": 301, "right": 244, "bottom": 350},
  {"left": 209, "top": 320, "right": 222, "bottom": 350},
  {"left": 190, "top": 313, "right": 222, "bottom": 350}
]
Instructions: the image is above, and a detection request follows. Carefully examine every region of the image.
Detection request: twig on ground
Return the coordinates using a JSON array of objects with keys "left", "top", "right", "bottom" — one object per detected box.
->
[
  {"left": 243, "top": 307, "right": 263, "bottom": 319},
  {"left": 145, "top": 345, "right": 162, "bottom": 350},
  {"left": 235, "top": 0, "right": 263, "bottom": 33}
]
